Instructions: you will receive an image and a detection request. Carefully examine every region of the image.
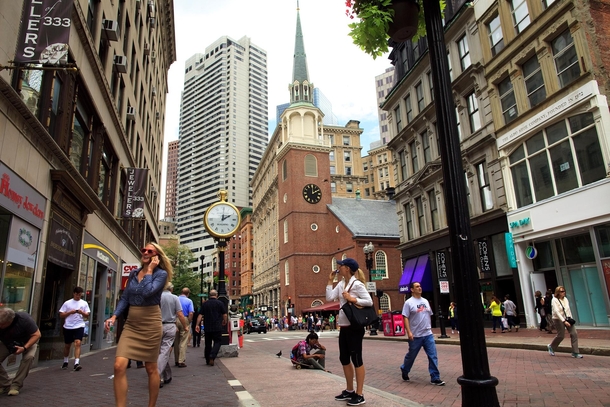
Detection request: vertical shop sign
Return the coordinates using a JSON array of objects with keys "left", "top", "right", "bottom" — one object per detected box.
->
[
  {"left": 505, "top": 233, "right": 517, "bottom": 268},
  {"left": 478, "top": 240, "right": 491, "bottom": 278},
  {"left": 436, "top": 251, "right": 449, "bottom": 293},
  {"left": 122, "top": 168, "right": 148, "bottom": 218},
  {"left": 15, "top": 0, "right": 74, "bottom": 65}
]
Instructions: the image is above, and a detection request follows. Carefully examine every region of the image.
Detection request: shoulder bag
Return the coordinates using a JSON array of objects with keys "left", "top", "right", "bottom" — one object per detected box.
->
[
  {"left": 559, "top": 299, "right": 576, "bottom": 325},
  {"left": 340, "top": 281, "right": 377, "bottom": 328}
]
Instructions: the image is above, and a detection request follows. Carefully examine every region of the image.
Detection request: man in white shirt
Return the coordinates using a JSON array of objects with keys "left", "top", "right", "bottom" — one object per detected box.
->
[
  {"left": 59, "top": 287, "right": 90, "bottom": 371},
  {"left": 400, "top": 282, "right": 445, "bottom": 386}
]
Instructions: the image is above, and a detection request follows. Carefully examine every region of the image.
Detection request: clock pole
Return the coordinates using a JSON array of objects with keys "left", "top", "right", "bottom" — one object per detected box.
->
[{"left": 217, "top": 238, "right": 230, "bottom": 345}]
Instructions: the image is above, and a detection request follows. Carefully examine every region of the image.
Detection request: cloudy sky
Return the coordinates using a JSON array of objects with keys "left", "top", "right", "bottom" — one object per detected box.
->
[{"left": 160, "top": 0, "right": 393, "bottom": 214}]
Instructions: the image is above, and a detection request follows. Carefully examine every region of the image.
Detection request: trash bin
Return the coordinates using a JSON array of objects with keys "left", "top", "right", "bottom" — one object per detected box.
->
[
  {"left": 392, "top": 311, "right": 405, "bottom": 336},
  {"left": 382, "top": 312, "right": 394, "bottom": 336}
]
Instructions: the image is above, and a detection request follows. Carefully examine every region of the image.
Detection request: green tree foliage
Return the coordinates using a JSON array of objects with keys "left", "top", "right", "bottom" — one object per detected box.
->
[{"left": 160, "top": 243, "right": 201, "bottom": 301}]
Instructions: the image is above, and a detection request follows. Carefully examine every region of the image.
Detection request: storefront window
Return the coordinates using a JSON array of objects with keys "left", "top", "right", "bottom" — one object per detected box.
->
[
  {"left": 533, "top": 241, "right": 554, "bottom": 269},
  {"left": 492, "top": 233, "right": 513, "bottom": 277},
  {"left": 557, "top": 233, "right": 595, "bottom": 265},
  {"left": 2, "top": 263, "right": 34, "bottom": 312},
  {"left": 595, "top": 224, "right": 610, "bottom": 258}
]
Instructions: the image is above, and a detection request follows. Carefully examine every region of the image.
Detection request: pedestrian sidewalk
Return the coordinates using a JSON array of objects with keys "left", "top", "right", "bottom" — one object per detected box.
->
[{"left": 366, "top": 326, "right": 610, "bottom": 356}]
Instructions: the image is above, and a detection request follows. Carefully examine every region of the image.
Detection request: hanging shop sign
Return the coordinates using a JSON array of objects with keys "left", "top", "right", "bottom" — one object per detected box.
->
[{"left": 122, "top": 168, "right": 148, "bottom": 218}]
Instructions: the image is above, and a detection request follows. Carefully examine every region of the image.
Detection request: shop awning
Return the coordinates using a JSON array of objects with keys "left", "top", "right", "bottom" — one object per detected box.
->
[
  {"left": 398, "top": 254, "right": 432, "bottom": 293},
  {"left": 302, "top": 302, "right": 340, "bottom": 313}
]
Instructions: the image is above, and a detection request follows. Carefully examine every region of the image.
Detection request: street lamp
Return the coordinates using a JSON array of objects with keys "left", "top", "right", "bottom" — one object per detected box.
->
[
  {"left": 363, "top": 242, "right": 378, "bottom": 336},
  {"left": 199, "top": 255, "right": 205, "bottom": 297},
  {"left": 417, "top": 1, "right": 499, "bottom": 404}
]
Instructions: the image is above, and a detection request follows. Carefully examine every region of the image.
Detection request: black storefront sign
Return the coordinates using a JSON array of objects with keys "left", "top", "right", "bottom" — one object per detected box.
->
[
  {"left": 478, "top": 240, "right": 491, "bottom": 278},
  {"left": 15, "top": 0, "right": 74, "bottom": 65},
  {"left": 47, "top": 217, "right": 78, "bottom": 269},
  {"left": 122, "top": 168, "right": 148, "bottom": 218}
]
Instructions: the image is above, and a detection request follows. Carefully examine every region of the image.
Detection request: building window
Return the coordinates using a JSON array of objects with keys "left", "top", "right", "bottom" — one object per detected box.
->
[
  {"left": 405, "top": 203, "right": 414, "bottom": 240},
  {"left": 427, "top": 72, "right": 434, "bottom": 102},
  {"left": 458, "top": 35, "right": 471, "bottom": 70},
  {"left": 282, "top": 159, "right": 287, "bottom": 181},
  {"left": 415, "top": 196, "right": 426, "bottom": 235},
  {"left": 476, "top": 161, "right": 493, "bottom": 212},
  {"left": 488, "top": 14, "right": 504, "bottom": 56},
  {"left": 552, "top": 29, "right": 580, "bottom": 88},
  {"left": 394, "top": 106, "right": 402, "bottom": 133},
  {"left": 509, "top": 112, "right": 605, "bottom": 208},
  {"left": 405, "top": 94, "right": 413, "bottom": 123},
  {"left": 499, "top": 76, "right": 518, "bottom": 124},
  {"left": 329, "top": 150, "right": 335, "bottom": 161},
  {"left": 375, "top": 251, "right": 388, "bottom": 279},
  {"left": 447, "top": 51, "right": 453, "bottom": 81},
  {"left": 523, "top": 55, "right": 546, "bottom": 107},
  {"left": 328, "top": 134, "right": 334, "bottom": 145},
  {"left": 399, "top": 150, "right": 408, "bottom": 181},
  {"left": 510, "top": 0, "right": 530, "bottom": 34},
  {"left": 467, "top": 92, "right": 481, "bottom": 133},
  {"left": 428, "top": 188, "right": 439, "bottom": 231},
  {"left": 410, "top": 141, "right": 419, "bottom": 173},
  {"left": 304, "top": 154, "right": 317, "bottom": 176},
  {"left": 330, "top": 166, "right": 336, "bottom": 174},
  {"left": 344, "top": 151, "right": 351, "bottom": 162},
  {"left": 422, "top": 130, "right": 431, "bottom": 163},
  {"left": 346, "top": 182, "right": 353, "bottom": 193},
  {"left": 284, "top": 261, "right": 289, "bottom": 285},
  {"left": 331, "top": 182, "right": 336, "bottom": 193},
  {"left": 542, "top": 0, "right": 556, "bottom": 8},
  {"left": 283, "top": 219, "right": 288, "bottom": 243},
  {"left": 455, "top": 107, "right": 462, "bottom": 140},
  {"left": 464, "top": 172, "right": 472, "bottom": 215},
  {"left": 346, "top": 166, "right": 352, "bottom": 175},
  {"left": 343, "top": 136, "right": 350, "bottom": 146},
  {"left": 415, "top": 82, "right": 425, "bottom": 112}
]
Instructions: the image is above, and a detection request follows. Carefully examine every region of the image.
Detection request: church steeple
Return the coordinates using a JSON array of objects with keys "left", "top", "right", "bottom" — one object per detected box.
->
[{"left": 290, "top": 1, "right": 314, "bottom": 105}]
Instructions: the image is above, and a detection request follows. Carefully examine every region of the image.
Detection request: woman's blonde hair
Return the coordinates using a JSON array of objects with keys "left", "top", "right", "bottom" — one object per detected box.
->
[
  {"left": 142, "top": 242, "right": 173, "bottom": 282},
  {"left": 554, "top": 286, "right": 565, "bottom": 296},
  {"left": 352, "top": 268, "right": 367, "bottom": 284}
]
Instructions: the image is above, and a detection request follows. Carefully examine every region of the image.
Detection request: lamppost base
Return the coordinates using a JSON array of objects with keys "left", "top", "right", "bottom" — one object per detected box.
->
[
  {"left": 438, "top": 334, "right": 450, "bottom": 339},
  {"left": 369, "top": 328, "right": 378, "bottom": 336}
]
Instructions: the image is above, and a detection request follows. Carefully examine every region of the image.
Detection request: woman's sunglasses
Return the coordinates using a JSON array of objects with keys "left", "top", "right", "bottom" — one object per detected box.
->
[{"left": 140, "top": 248, "right": 157, "bottom": 255}]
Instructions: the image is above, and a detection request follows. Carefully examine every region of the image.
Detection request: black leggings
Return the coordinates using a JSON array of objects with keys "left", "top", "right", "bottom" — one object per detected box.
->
[{"left": 338, "top": 324, "right": 365, "bottom": 367}]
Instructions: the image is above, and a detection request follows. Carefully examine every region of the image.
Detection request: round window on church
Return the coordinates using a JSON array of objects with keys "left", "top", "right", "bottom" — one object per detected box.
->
[
  {"left": 312, "top": 265, "right": 320, "bottom": 273},
  {"left": 311, "top": 223, "right": 318, "bottom": 231}
]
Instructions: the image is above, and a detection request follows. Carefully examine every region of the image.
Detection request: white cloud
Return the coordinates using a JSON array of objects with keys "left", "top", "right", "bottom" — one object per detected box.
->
[{"left": 160, "top": 0, "right": 393, "bottom": 216}]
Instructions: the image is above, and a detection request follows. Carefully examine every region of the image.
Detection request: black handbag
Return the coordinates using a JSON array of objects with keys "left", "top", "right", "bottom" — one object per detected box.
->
[
  {"left": 559, "top": 298, "right": 576, "bottom": 325},
  {"left": 341, "top": 281, "right": 377, "bottom": 328}
]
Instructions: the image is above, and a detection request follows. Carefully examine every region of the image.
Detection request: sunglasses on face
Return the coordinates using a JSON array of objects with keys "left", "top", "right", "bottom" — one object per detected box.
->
[
  {"left": 559, "top": 290, "right": 566, "bottom": 293},
  {"left": 140, "top": 248, "right": 157, "bottom": 255}
]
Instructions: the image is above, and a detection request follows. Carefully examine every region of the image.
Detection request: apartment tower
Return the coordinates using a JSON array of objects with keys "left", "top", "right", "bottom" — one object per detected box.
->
[
  {"left": 164, "top": 140, "right": 179, "bottom": 220},
  {"left": 176, "top": 36, "right": 268, "bottom": 270}
]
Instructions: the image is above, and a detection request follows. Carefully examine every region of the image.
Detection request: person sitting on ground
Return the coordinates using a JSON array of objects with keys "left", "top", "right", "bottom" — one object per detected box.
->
[{"left": 291, "top": 332, "right": 327, "bottom": 370}]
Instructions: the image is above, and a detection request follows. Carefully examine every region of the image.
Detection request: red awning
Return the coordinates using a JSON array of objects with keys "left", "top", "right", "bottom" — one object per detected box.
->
[{"left": 302, "top": 302, "right": 340, "bottom": 313}]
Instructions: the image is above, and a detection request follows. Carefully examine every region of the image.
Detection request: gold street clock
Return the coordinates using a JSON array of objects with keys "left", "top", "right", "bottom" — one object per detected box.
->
[{"left": 203, "top": 191, "right": 241, "bottom": 239}]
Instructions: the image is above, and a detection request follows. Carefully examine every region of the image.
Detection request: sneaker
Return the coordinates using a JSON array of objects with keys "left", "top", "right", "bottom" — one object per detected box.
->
[
  {"left": 335, "top": 390, "right": 355, "bottom": 401},
  {"left": 401, "top": 369, "right": 410, "bottom": 381},
  {"left": 547, "top": 345, "right": 555, "bottom": 356},
  {"left": 571, "top": 353, "right": 583, "bottom": 358},
  {"left": 62, "top": 362, "right": 68, "bottom": 370},
  {"left": 431, "top": 379, "right": 446, "bottom": 386},
  {"left": 515, "top": 326, "right": 519, "bottom": 332},
  {"left": 0, "top": 387, "right": 9, "bottom": 395},
  {"left": 347, "top": 394, "right": 366, "bottom": 406},
  {"left": 74, "top": 363, "right": 82, "bottom": 371},
  {"left": 8, "top": 388, "right": 19, "bottom": 396}
]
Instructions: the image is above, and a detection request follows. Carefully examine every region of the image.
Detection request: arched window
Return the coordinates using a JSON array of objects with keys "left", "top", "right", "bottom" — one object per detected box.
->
[
  {"left": 284, "top": 261, "right": 290, "bottom": 285},
  {"left": 304, "top": 154, "right": 318, "bottom": 176},
  {"left": 282, "top": 159, "right": 287, "bottom": 181},
  {"left": 375, "top": 251, "right": 388, "bottom": 279},
  {"left": 283, "top": 219, "right": 288, "bottom": 243},
  {"left": 379, "top": 293, "right": 391, "bottom": 312}
]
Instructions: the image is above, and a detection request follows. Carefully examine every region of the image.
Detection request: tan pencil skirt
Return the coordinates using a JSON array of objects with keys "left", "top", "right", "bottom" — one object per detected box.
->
[{"left": 116, "top": 305, "right": 162, "bottom": 362}]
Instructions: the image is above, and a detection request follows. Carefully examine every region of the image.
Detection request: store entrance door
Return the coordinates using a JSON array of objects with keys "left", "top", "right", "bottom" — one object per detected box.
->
[
  {"left": 90, "top": 263, "right": 110, "bottom": 350},
  {"left": 568, "top": 265, "right": 609, "bottom": 326}
]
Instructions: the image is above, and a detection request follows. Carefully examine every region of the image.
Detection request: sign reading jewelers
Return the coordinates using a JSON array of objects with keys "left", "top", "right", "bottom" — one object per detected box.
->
[
  {"left": 122, "top": 168, "right": 148, "bottom": 218},
  {"left": 15, "top": 0, "right": 74, "bottom": 65}
]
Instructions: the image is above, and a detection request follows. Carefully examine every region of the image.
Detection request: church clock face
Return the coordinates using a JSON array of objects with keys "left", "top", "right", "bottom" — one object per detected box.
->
[{"left": 302, "top": 183, "right": 322, "bottom": 204}]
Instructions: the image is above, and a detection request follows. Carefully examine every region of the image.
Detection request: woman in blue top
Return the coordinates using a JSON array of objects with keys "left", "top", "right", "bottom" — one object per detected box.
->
[{"left": 105, "top": 242, "right": 171, "bottom": 407}]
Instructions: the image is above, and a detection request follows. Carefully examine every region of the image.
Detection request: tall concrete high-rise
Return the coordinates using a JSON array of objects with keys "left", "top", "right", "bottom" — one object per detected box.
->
[
  {"left": 164, "top": 140, "right": 179, "bottom": 220},
  {"left": 176, "top": 36, "right": 268, "bottom": 270}
]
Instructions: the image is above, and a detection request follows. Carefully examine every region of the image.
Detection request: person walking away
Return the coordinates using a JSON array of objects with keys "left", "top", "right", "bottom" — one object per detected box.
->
[
  {"left": 448, "top": 302, "right": 458, "bottom": 334},
  {"left": 503, "top": 294, "right": 519, "bottom": 332},
  {"left": 329, "top": 313, "right": 336, "bottom": 331},
  {"left": 0, "top": 308, "right": 41, "bottom": 396},
  {"left": 158, "top": 283, "right": 188, "bottom": 388},
  {"left": 548, "top": 286, "right": 583, "bottom": 358},
  {"left": 59, "top": 286, "right": 90, "bottom": 371},
  {"left": 104, "top": 242, "right": 170, "bottom": 407},
  {"left": 400, "top": 282, "right": 446, "bottom": 386},
  {"left": 489, "top": 295, "right": 504, "bottom": 333},
  {"left": 534, "top": 291, "right": 546, "bottom": 332},
  {"left": 544, "top": 289, "right": 554, "bottom": 333},
  {"left": 174, "top": 287, "right": 193, "bottom": 368},
  {"left": 192, "top": 299, "right": 203, "bottom": 348},
  {"left": 292, "top": 332, "right": 327, "bottom": 370},
  {"left": 196, "top": 289, "right": 227, "bottom": 366},
  {"left": 326, "top": 258, "right": 372, "bottom": 406}
]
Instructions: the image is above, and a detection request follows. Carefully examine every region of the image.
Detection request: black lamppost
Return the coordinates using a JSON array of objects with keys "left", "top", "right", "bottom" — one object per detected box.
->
[
  {"left": 363, "top": 242, "right": 378, "bottom": 336},
  {"left": 199, "top": 255, "right": 205, "bottom": 297},
  {"left": 418, "top": 1, "right": 499, "bottom": 404}
]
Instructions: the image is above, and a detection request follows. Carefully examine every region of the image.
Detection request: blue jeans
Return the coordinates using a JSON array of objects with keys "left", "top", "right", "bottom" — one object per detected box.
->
[{"left": 400, "top": 334, "right": 441, "bottom": 381}]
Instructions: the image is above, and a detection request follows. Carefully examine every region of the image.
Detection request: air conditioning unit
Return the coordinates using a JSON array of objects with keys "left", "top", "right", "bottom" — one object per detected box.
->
[
  {"left": 102, "top": 19, "right": 119, "bottom": 41},
  {"left": 135, "top": 0, "right": 141, "bottom": 10},
  {"left": 126, "top": 106, "right": 136, "bottom": 121},
  {"left": 151, "top": 51, "right": 156, "bottom": 62},
  {"left": 149, "top": 17, "right": 156, "bottom": 28},
  {"left": 113, "top": 55, "right": 128, "bottom": 73},
  {"left": 143, "top": 43, "right": 150, "bottom": 55},
  {"left": 155, "top": 111, "right": 160, "bottom": 119},
  {"left": 152, "top": 86, "right": 157, "bottom": 96},
  {"left": 148, "top": 0, "right": 156, "bottom": 17},
  {"left": 151, "top": 185, "right": 157, "bottom": 193}
]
